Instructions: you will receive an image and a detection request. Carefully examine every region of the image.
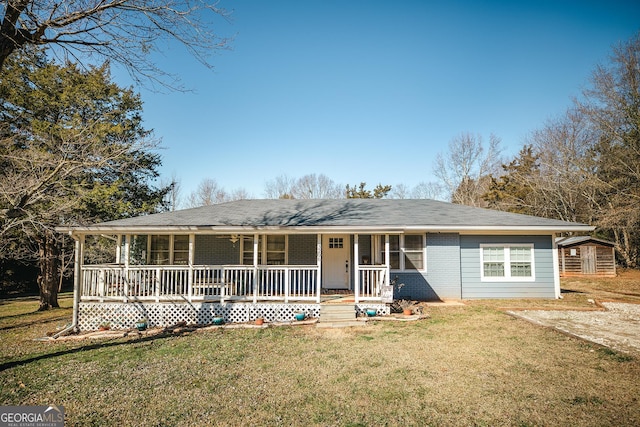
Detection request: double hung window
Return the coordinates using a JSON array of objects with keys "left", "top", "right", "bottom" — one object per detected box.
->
[
  {"left": 378, "top": 234, "right": 425, "bottom": 271},
  {"left": 481, "top": 244, "right": 534, "bottom": 281}
]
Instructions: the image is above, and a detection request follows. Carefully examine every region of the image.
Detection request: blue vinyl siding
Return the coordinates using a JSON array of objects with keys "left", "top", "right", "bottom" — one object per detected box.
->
[
  {"left": 394, "top": 233, "right": 462, "bottom": 301},
  {"left": 460, "top": 235, "right": 555, "bottom": 298}
]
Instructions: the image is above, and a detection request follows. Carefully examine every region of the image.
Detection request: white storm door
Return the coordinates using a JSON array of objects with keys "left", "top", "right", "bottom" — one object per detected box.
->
[{"left": 322, "top": 235, "right": 350, "bottom": 289}]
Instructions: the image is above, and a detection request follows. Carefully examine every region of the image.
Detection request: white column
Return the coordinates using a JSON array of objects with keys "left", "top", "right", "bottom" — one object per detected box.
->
[
  {"left": 188, "top": 233, "right": 195, "bottom": 302},
  {"left": 385, "top": 234, "right": 390, "bottom": 287},
  {"left": 354, "top": 234, "right": 360, "bottom": 304},
  {"left": 316, "top": 234, "right": 322, "bottom": 303},
  {"left": 253, "top": 234, "right": 259, "bottom": 303},
  {"left": 123, "top": 235, "right": 130, "bottom": 302},
  {"left": 72, "top": 235, "right": 84, "bottom": 327},
  {"left": 116, "top": 235, "right": 122, "bottom": 264},
  {"left": 552, "top": 236, "right": 561, "bottom": 299}
]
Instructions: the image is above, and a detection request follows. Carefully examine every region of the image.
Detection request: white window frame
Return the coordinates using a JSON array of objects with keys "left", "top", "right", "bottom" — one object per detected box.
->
[
  {"left": 376, "top": 234, "right": 426, "bottom": 272},
  {"left": 480, "top": 243, "right": 535, "bottom": 282}
]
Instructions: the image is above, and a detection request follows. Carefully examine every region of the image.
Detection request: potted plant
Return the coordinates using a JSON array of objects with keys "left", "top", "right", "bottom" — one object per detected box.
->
[
  {"left": 212, "top": 316, "right": 224, "bottom": 325},
  {"left": 365, "top": 308, "right": 377, "bottom": 317},
  {"left": 399, "top": 300, "right": 416, "bottom": 316},
  {"left": 135, "top": 317, "right": 148, "bottom": 331},
  {"left": 255, "top": 317, "right": 265, "bottom": 326},
  {"left": 294, "top": 312, "right": 305, "bottom": 321}
]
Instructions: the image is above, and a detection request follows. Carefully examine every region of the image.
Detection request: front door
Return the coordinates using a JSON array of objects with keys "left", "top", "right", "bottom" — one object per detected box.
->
[{"left": 322, "top": 235, "right": 350, "bottom": 289}]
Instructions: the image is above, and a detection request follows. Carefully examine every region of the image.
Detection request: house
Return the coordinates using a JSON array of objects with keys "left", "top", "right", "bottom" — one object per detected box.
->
[
  {"left": 57, "top": 199, "right": 593, "bottom": 330},
  {"left": 556, "top": 236, "right": 616, "bottom": 277}
]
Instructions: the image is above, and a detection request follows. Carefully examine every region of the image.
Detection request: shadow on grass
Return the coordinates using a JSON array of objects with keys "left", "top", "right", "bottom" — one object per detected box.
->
[
  {"left": 0, "top": 330, "right": 183, "bottom": 373},
  {"left": 0, "top": 313, "right": 72, "bottom": 331}
]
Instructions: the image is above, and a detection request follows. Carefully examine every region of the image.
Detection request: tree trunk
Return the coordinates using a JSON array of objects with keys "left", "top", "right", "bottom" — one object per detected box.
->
[{"left": 37, "top": 229, "right": 60, "bottom": 311}]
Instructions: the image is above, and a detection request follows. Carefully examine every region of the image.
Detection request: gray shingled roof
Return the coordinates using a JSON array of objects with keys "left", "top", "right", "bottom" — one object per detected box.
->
[
  {"left": 60, "top": 199, "right": 593, "bottom": 232},
  {"left": 556, "top": 236, "right": 614, "bottom": 247}
]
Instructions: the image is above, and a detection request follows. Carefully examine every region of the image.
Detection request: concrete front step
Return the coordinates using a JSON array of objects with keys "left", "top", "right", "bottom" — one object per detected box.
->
[
  {"left": 316, "top": 320, "right": 363, "bottom": 328},
  {"left": 319, "top": 304, "right": 356, "bottom": 323}
]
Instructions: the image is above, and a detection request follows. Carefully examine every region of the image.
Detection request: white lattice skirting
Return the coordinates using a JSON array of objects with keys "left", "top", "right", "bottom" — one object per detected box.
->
[{"left": 78, "top": 302, "right": 321, "bottom": 331}]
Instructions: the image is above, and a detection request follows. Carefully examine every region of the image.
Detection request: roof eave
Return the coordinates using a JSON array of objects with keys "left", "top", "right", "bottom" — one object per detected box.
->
[{"left": 57, "top": 224, "right": 595, "bottom": 236}]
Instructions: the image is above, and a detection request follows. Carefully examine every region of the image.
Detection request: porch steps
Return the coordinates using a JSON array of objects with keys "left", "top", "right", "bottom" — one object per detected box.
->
[{"left": 317, "top": 304, "right": 361, "bottom": 328}]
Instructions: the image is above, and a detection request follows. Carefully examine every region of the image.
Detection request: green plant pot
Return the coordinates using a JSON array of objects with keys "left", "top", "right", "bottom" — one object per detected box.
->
[
  {"left": 366, "top": 309, "right": 377, "bottom": 317},
  {"left": 294, "top": 313, "right": 305, "bottom": 321},
  {"left": 135, "top": 322, "right": 147, "bottom": 331},
  {"left": 212, "top": 317, "right": 224, "bottom": 325}
]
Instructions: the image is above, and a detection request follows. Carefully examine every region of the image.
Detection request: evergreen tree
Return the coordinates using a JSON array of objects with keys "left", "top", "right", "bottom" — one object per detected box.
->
[{"left": 0, "top": 49, "right": 168, "bottom": 309}]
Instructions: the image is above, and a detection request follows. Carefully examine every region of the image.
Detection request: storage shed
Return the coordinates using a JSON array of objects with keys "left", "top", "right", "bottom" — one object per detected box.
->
[{"left": 556, "top": 236, "right": 616, "bottom": 277}]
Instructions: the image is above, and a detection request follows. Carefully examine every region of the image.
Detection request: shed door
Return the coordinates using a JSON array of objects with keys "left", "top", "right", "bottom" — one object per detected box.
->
[
  {"left": 581, "top": 246, "right": 596, "bottom": 274},
  {"left": 322, "top": 235, "right": 350, "bottom": 289}
]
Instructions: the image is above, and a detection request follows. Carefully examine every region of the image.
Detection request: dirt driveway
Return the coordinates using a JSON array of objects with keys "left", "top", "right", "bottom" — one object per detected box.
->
[{"left": 508, "top": 302, "right": 640, "bottom": 356}]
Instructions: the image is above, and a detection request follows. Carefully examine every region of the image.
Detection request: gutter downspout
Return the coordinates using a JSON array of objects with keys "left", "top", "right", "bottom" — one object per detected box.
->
[{"left": 53, "top": 234, "right": 81, "bottom": 339}]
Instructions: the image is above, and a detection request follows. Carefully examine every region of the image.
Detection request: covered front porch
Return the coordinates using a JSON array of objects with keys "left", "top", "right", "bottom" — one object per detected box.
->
[{"left": 74, "top": 233, "right": 393, "bottom": 305}]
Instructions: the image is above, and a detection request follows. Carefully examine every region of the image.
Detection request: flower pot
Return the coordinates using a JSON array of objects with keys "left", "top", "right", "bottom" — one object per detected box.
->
[
  {"left": 98, "top": 326, "right": 110, "bottom": 331},
  {"left": 403, "top": 308, "right": 413, "bottom": 316},
  {"left": 294, "top": 312, "right": 305, "bottom": 321},
  {"left": 212, "top": 317, "right": 224, "bottom": 325},
  {"left": 366, "top": 308, "right": 377, "bottom": 317},
  {"left": 255, "top": 318, "right": 264, "bottom": 326},
  {"left": 135, "top": 322, "right": 147, "bottom": 331}
]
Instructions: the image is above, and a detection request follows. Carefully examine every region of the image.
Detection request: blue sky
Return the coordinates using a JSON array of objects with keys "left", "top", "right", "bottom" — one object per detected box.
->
[{"left": 114, "top": 0, "right": 640, "bottom": 200}]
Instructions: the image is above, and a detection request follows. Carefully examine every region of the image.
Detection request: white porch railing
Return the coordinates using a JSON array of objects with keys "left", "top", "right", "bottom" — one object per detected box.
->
[
  {"left": 81, "top": 265, "right": 323, "bottom": 303},
  {"left": 357, "top": 265, "right": 388, "bottom": 300}
]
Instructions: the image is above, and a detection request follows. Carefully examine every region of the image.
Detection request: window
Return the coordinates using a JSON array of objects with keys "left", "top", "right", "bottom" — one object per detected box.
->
[
  {"left": 481, "top": 244, "right": 534, "bottom": 281},
  {"left": 404, "top": 235, "right": 424, "bottom": 270},
  {"left": 241, "top": 235, "right": 287, "bottom": 265},
  {"left": 266, "top": 235, "right": 286, "bottom": 265},
  {"left": 241, "top": 236, "right": 262, "bottom": 265},
  {"left": 149, "top": 235, "right": 190, "bottom": 265},
  {"left": 173, "top": 235, "right": 189, "bottom": 265},
  {"left": 150, "top": 235, "right": 170, "bottom": 265},
  {"left": 328, "top": 237, "right": 344, "bottom": 249},
  {"left": 378, "top": 234, "right": 425, "bottom": 271}
]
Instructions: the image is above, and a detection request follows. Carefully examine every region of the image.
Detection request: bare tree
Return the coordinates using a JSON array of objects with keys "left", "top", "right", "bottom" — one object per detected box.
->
[
  {"left": 576, "top": 32, "right": 640, "bottom": 267},
  {"left": 0, "top": 0, "right": 232, "bottom": 86},
  {"left": 186, "top": 178, "right": 227, "bottom": 207},
  {"left": 264, "top": 174, "right": 342, "bottom": 199},
  {"left": 411, "top": 181, "right": 445, "bottom": 200},
  {"left": 434, "top": 133, "right": 503, "bottom": 206},
  {"left": 186, "top": 178, "right": 249, "bottom": 207},
  {"left": 162, "top": 172, "right": 182, "bottom": 211},
  {"left": 388, "top": 183, "right": 410, "bottom": 199},
  {"left": 527, "top": 108, "right": 598, "bottom": 223},
  {"left": 264, "top": 174, "right": 296, "bottom": 199}
]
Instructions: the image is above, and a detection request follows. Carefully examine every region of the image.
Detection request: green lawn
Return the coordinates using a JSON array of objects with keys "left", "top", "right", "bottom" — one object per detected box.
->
[{"left": 2, "top": 293, "right": 639, "bottom": 426}]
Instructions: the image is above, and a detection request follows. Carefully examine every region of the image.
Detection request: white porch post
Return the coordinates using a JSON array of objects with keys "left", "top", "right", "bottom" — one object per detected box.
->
[
  {"left": 354, "top": 234, "right": 360, "bottom": 304},
  {"left": 253, "top": 233, "right": 259, "bottom": 303},
  {"left": 188, "top": 233, "right": 195, "bottom": 303},
  {"left": 123, "top": 235, "right": 130, "bottom": 302},
  {"left": 552, "top": 236, "right": 561, "bottom": 299},
  {"left": 72, "top": 235, "right": 83, "bottom": 328},
  {"left": 116, "top": 235, "right": 122, "bottom": 264},
  {"left": 316, "top": 234, "right": 322, "bottom": 303},
  {"left": 385, "top": 234, "right": 390, "bottom": 288}
]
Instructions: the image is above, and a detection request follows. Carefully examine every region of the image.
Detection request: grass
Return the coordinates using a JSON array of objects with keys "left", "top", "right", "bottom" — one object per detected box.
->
[{"left": 1, "top": 280, "right": 640, "bottom": 426}]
